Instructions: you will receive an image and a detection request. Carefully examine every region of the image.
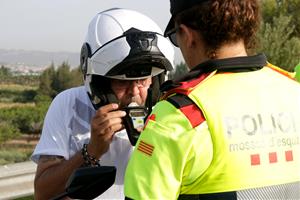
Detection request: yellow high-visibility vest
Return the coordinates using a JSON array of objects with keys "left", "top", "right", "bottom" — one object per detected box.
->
[
  {"left": 124, "top": 63, "right": 300, "bottom": 199},
  {"left": 181, "top": 63, "right": 300, "bottom": 194}
]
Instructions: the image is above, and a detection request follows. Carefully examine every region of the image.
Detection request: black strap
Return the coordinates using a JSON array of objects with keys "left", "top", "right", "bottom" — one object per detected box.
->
[
  {"left": 167, "top": 93, "right": 194, "bottom": 108},
  {"left": 167, "top": 93, "right": 205, "bottom": 128},
  {"left": 178, "top": 191, "right": 237, "bottom": 200},
  {"left": 125, "top": 191, "right": 237, "bottom": 200}
]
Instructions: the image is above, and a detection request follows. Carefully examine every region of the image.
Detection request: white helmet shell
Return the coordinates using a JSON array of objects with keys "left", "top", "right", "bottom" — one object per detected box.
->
[
  {"left": 86, "top": 8, "right": 162, "bottom": 54},
  {"left": 80, "top": 8, "right": 174, "bottom": 109},
  {"left": 82, "top": 8, "right": 174, "bottom": 79}
]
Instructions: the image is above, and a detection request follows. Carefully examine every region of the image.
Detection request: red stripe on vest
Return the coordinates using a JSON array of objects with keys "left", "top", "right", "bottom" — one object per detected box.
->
[
  {"left": 179, "top": 104, "right": 205, "bottom": 127},
  {"left": 144, "top": 114, "right": 156, "bottom": 129},
  {"left": 161, "top": 73, "right": 211, "bottom": 100}
]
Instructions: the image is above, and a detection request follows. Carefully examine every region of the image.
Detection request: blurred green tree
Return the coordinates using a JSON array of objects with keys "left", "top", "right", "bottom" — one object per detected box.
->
[
  {"left": 38, "top": 62, "right": 82, "bottom": 98},
  {"left": 257, "top": 0, "right": 300, "bottom": 71},
  {"left": 0, "top": 65, "right": 11, "bottom": 77},
  {"left": 38, "top": 63, "right": 56, "bottom": 97},
  {"left": 168, "top": 62, "right": 189, "bottom": 80}
]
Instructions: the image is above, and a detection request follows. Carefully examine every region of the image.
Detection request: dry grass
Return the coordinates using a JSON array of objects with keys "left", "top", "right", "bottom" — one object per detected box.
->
[
  {"left": 0, "top": 84, "right": 37, "bottom": 91},
  {"left": 0, "top": 134, "right": 39, "bottom": 165},
  {"left": 0, "top": 102, "right": 35, "bottom": 109}
]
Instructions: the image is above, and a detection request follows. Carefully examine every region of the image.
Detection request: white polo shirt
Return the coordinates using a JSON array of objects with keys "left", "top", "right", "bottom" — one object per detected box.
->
[{"left": 32, "top": 86, "right": 133, "bottom": 199}]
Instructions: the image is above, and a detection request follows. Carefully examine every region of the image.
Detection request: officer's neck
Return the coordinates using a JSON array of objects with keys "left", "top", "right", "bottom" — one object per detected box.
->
[
  {"left": 190, "top": 40, "right": 248, "bottom": 71},
  {"left": 216, "top": 40, "right": 248, "bottom": 59}
]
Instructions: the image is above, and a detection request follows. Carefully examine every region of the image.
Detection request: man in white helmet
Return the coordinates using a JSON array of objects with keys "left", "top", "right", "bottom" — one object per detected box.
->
[{"left": 31, "top": 8, "right": 174, "bottom": 199}]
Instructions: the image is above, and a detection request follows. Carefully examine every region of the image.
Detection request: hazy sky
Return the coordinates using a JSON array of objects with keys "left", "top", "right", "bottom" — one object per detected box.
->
[{"left": 0, "top": 0, "right": 184, "bottom": 64}]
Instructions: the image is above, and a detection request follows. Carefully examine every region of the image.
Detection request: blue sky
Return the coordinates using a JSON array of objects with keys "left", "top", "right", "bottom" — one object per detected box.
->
[{"left": 0, "top": 0, "right": 183, "bottom": 64}]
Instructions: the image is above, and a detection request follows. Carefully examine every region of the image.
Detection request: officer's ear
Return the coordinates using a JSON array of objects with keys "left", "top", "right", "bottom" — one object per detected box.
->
[{"left": 179, "top": 24, "right": 199, "bottom": 49}]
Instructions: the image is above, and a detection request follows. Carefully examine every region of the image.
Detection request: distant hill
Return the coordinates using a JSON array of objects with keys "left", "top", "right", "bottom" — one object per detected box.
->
[{"left": 0, "top": 49, "right": 80, "bottom": 68}]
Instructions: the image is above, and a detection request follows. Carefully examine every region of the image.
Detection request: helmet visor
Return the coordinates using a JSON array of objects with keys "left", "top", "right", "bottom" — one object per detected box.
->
[
  {"left": 86, "top": 30, "right": 173, "bottom": 80},
  {"left": 106, "top": 66, "right": 164, "bottom": 80}
]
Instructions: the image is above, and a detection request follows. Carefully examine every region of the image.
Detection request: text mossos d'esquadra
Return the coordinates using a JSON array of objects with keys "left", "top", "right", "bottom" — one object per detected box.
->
[{"left": 224, "top": 112, "right": 300, "bottom": 152}]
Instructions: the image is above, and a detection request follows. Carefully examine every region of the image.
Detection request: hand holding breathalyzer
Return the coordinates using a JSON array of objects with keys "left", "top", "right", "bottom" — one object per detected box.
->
[{"left": 89, "top": 103, "right": 126, "bottom": 158}]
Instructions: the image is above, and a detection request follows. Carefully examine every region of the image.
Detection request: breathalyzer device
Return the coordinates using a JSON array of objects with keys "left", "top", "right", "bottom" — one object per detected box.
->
[{"left": 123, "top": 102, "right": 148, "bottom": 146}]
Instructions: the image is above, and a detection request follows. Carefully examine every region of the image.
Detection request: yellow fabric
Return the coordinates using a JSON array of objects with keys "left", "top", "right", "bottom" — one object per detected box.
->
[
  {"left": 185, "top": 66, "right": 300, "bottom": 193},
  {"left": 124, "top": 101, "right": 213, "bottom": 199},
  {"left": 124, "top": 65, "right": 300, "bottom": 199},
  {"left": 295, "top": 62, "right": 300, "bottom": 82}
]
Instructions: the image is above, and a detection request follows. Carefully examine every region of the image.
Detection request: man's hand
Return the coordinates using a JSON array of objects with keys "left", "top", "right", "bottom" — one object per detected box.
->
[{"left": 88, "top": 103, "right": 126, "bottom": 158}]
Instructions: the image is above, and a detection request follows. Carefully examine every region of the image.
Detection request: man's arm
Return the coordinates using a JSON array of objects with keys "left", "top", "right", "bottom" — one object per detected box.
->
[
  {"left": 34, "top": 103, "right": 126, "bottom": 199},
  {"left": 34, "top": 153, "right": 84, "bottom": 200}
]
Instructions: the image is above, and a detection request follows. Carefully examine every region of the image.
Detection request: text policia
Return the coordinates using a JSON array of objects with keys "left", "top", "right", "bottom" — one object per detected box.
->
[{"left": 224, "top": 112, "right": 300, "bottom": 152}]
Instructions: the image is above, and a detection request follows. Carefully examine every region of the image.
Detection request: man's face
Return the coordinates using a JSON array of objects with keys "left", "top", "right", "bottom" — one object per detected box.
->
[{"left": 110, "top": 77, "right": 152, "bottom": 108}]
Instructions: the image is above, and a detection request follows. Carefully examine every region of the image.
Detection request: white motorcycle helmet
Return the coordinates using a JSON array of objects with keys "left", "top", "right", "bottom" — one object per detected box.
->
[{"left": 80, "top": 8, "right": 175, "bottom": 109}]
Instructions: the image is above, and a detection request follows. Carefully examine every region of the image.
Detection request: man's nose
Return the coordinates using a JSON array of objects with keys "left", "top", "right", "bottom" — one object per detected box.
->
[{"left": 128, "top": 81, "right": 141, "bottom": 96}]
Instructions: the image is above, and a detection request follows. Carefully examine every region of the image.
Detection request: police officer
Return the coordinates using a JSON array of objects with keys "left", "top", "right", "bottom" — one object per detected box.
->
[{"left": 124, "top": 0, "right": 300, "bottom": 199}]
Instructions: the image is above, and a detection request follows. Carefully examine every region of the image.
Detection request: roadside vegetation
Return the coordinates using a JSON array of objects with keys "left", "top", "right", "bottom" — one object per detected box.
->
[
  {"left": 1, "top": 0, "right": 300, "bottom": 166},
  {"left": 0, "top": 63, "right": 82, "bottom": 165}
]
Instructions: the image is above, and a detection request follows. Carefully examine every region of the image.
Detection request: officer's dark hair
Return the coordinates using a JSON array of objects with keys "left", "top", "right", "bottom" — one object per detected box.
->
[{"left": 175, "top": 0, "right": 261, "bottom": 59}]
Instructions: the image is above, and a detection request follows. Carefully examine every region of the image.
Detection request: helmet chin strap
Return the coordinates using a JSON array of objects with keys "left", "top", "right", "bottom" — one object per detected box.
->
[
  {"left": 91, "top": 89, "right": 119, "bottom": 110},
  {"left": 145, "top": 87, "right": 153, "bottom": 115},
  {"left": 106, "top": 92, "right": 119, "bottom": 105}
]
